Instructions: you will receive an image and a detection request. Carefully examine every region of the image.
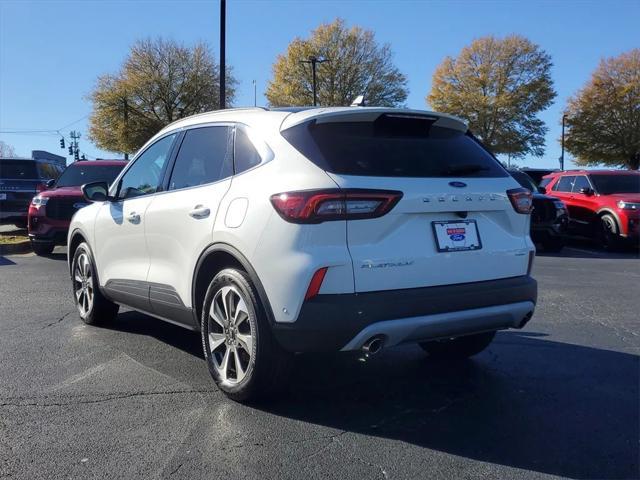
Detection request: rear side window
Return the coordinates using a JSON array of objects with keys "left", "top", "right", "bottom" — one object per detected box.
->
[
  {"left": 282, "top": 114, "right": 507, "bottom": 178},
  {"left": 553, "top": 176, "right": 575, "bottom": 192},
  {"left": 168, "top": 126, "right": 233, "bottom": 190},
  {"left": 0, "top": 160, "right": 37, "bottom": 179},
  {"left": 37, "top": 162, "right": 61, "bottom": 180},
  {"left": 539, "top": 178, "right": 552, "bottom": 189},
  {"left": 234, "top": 128, "right": 262, "bottom": 174}
]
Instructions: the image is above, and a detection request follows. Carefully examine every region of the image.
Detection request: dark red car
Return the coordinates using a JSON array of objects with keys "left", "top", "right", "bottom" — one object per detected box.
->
[
  {"left": 540, "top": 169, "right": 640, "bottom": 248},
  {"left": 28, "top": 160, "right": 127, "bottom": 255}
]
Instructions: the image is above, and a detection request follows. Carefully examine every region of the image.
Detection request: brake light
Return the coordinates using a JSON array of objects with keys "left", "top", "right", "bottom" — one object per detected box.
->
[
  {"left": 304, "top": 267, "right": 328, "bottom": 300},
  {"left": 270, "top": 189, "right": 403, "bottom": 224},
  {"left": 507, "top": 188, "right": 533, "bottom": 214}
]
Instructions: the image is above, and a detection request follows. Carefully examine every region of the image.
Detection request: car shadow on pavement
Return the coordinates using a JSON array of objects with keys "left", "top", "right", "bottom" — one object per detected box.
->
[
  {"left": 259, "top": 331, "right": 639, "bottom": 479},
  {"left": 536, "top": 238, "right": 640, "bottom": 259}
]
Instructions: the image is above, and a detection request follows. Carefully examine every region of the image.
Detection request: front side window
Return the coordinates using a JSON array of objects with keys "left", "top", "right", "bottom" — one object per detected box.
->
[
  {"left": 553, "top": 176, "right": 575, "bottom": 192},
  {"left": 168, "top": 126, "right": 233, "bottom": 191},
  {"left": 572, "top": 176, "right": 591, "bottom": 193},
  {"left": 118, "top": 133, "right": 176, "bottom": 199}
]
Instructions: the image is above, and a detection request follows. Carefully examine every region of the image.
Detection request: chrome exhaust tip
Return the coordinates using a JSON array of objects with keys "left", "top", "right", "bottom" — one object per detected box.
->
[{"left": 362, "top": 336, "right": 384, "bottom": 356}]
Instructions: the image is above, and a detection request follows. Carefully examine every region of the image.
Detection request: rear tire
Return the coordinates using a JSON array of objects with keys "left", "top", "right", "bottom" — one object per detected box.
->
[
  {"left": 31, "top": 241, "right": 54, "bottom": 256},
  {"left": 71, "top": 243, "right": 119, "bottom": 325},
  {"left": 419, "top": 331, "right": 496, "bottom": 360},
  {"left": 201, "top": 268, "right": 292, "bottom": 402}
]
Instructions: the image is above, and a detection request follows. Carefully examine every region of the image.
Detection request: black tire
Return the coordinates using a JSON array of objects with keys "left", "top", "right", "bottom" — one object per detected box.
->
[
  {"left": 419, "top": 331, "right": 496, "bottom": 360},
  {"left": 596, "top": 214, "right": 621, "bottom": 250},
  {"left": 541, "top": 237, "right": 564, "bottom": 253},
  {"left": 201, "top": 268, "right": 292, "bottom": 402},
  {"left": 31, "top": 241, "right": 54, "bottom": 256},
  {"left": 71, "top": 242, "right": 119, "bottom": 325}
]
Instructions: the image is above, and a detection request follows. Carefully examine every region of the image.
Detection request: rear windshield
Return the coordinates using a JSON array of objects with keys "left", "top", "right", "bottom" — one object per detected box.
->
[
  {"left": 0, "top": 160, "right": 37, "bottom": 179},
  {"left": 282, "top": 114, "right": 507, "bottom": 178},
  {"left": 590, "top": 174, "right": 640, "bottom": 194},
  {"left": 56, "top": 164, "right": 124, "bottom": 187}
]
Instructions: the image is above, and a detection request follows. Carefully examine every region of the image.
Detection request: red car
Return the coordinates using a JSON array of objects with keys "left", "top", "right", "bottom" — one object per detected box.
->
[
  {"left": 540, "top": 169, "right": 640, "bottom": 248},
  {"left": 28, "top": 160, "right": 127, "bottom": 255}
]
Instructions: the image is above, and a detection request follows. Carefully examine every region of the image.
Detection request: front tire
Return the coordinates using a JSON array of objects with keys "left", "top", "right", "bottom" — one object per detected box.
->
[
  {"left": 71, "top": 243, "right": 119, "bottom": 325},
  {"left": 419, "top": 331, "right": 496, "bottom": 360},
  {"left": 596, "top": 214, "right": 621, "bottom": 250},
  {"left": 201, "top": 268, "right": 291, "bottom": 402}
]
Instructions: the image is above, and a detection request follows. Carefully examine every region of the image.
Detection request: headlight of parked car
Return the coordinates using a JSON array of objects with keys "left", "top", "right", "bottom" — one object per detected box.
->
[
  {"left": 617, "top": 201, "right": 640, "bottom": 210},
  {"left": 31, "top": 195, "right": 49, "bottom": 207}
]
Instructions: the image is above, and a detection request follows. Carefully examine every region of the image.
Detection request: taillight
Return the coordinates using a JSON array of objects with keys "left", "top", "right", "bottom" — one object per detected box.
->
[
  {"left": 304, "top": 267, "right": 328, "bottom": 300},
  {"left": 270, "top": 189, "right": 403, "bottom": 224},
  {"left": 507, "top": 188, "right": 533, "bottom": 214}
]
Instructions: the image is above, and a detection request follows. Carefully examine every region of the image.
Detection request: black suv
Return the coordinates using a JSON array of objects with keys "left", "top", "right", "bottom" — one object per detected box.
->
[
  {"left": 0, "top": 157, "right": 64, "bottom": 227},
  {"left": 509, "top": 170, "right": 569, "bottom": 252}
]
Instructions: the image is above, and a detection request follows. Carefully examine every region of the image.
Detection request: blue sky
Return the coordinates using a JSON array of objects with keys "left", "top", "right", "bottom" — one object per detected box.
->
[{"left": 1, "top": 0, "right": 638, "bottom": 167}]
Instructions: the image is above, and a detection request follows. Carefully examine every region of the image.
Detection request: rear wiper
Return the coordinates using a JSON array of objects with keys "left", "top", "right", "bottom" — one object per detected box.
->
[{"left": 441, "top": 164, "right": 490, "bottom": 176}]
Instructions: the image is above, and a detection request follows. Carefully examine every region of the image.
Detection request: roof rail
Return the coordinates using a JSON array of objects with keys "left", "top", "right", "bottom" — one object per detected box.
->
[{"left": 162, "top": 107, "right": 270, "bottom": 130}]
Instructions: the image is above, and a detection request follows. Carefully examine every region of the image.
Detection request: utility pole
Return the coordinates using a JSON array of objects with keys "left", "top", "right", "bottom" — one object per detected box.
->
[
  {"left": 69, "top": 131, "right": 81, "bottom": 161},
  {"left": 301, "top": 56, "right": 329, "bottom": 106},
  {"left": 252, "top": 80, "right": 257, "bottom": 107},
  {"left": 219, "top": 0, "right": 226, "bottom": 109},
  {"left": 560, "top": 114, "right": 566, "bottom": 171},
  {"left": 123, "top": 98, "right": 129, "bottom": 161}
]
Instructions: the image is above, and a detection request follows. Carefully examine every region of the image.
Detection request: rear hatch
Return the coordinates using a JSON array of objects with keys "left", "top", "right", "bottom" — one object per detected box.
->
[{"left": 282, "top": 109, "right": 531, "bottom": 293}]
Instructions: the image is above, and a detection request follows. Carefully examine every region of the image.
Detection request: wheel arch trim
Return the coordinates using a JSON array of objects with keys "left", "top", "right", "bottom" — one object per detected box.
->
[{"left": 191, "top": 242, "right": 276, "bottom": 326}]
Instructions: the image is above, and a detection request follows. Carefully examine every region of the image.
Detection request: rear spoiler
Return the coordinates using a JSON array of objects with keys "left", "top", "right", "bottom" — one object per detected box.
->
[{"left": 280, "top": 107, "right": 468, "bottom": 132}]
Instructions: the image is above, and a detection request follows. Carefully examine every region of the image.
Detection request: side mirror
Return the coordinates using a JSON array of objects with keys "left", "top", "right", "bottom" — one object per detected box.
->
[
  {"left": 538, "top": 186, "right": 547, "bottom": 194},
  {"left": 45, "top": 179, "right": 56, "bottom": 189},
  {"left": 580, "top": 187, "right": 594, "bottom": 196},
  {"left": 82, "top": 181, "right": 110, "bottom": 202}
]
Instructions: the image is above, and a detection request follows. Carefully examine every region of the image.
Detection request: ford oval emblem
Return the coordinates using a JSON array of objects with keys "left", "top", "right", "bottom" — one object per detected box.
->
[
  {"left": 450, "top": 233, "right": 466, "bottom": 241},
  {"left": 449, "top": 181, "right": 467, "bottom": 188}
]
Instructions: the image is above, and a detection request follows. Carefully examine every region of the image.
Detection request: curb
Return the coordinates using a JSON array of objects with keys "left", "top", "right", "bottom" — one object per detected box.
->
[{"left": 0, "top": 240, "right": 32, "bottom": 255}]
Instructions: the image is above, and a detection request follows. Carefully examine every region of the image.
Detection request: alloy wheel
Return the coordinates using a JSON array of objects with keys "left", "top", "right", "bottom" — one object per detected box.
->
[
  {"left": 208, "top": 286, "right": 254, "bottom": 385},
  {"left": 73, "top": 253, "right": 94, "bottom": 317}
]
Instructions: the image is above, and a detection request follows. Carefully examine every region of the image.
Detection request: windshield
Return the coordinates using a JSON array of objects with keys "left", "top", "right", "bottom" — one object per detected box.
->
[
  {"left": 0, "top": 160, "right": 37, "bottom": 179},
  {"left": 56, "top": 164, "right": 124, "bottom": 187},
  {"left": 282, "top": 114, "right": 507, "bottom": 178},
  {"left": 590, "top": 174, "right": 640, "bottom": 194}
]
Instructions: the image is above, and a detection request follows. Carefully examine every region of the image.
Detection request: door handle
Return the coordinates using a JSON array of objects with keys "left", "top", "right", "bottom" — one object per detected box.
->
[
  {"left": 126, "top": 212, "right": 140, "bottom": 224},
  {"left": 189, "top": 205, "right": 210, "bottom": 219}
]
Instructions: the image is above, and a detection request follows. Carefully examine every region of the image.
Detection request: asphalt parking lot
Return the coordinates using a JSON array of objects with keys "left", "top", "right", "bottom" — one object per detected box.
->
[{"left": 0, "top": 243, "right": 638, "bottom": 479}]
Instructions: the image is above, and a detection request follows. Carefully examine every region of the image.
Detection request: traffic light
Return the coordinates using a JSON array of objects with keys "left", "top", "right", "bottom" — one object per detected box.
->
[
  {"left": 81, "top": 154, "right": 86, "bottom": 160},
  {"left": 59, "top": 138, "right": 65, "bottom": 149},
  {"left": 74, "top": 150, "right": 79, "bottom": 160},
  {"left": 68, "top": 146, "right": 73, "bottom": 155}
]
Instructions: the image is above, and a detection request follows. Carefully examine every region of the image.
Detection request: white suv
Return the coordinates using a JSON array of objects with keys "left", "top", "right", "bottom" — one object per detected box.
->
[{"left": 68, "top": 107, "right": 537, "bottom": 401}]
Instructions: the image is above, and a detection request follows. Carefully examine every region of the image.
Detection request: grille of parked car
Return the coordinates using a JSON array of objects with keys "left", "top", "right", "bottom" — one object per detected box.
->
[
  {"left": 46, "top": 197, "right": 81, "bottom": 220},
  {"left": 531, "top": 198, "right": 557, "bottom": 223}
]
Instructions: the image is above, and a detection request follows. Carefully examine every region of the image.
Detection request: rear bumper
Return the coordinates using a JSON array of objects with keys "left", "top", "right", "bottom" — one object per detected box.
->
[{"left": 272, "top": 275, "right": 537, "bottom": 352}]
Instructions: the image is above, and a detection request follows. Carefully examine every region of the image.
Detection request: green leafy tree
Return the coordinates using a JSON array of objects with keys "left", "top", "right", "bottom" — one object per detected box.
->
[
  {"left": 564, "top": 49, "right": 640, "bottom": 170},
  {"left": 427, "top": 35, "right": 556, "bottom": 158},
  {"left": 266, "top": 19, "right": 408, "bottom": 107},
  {"left": 88, "top": 38, "right": 236, "bottom": 155}
]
